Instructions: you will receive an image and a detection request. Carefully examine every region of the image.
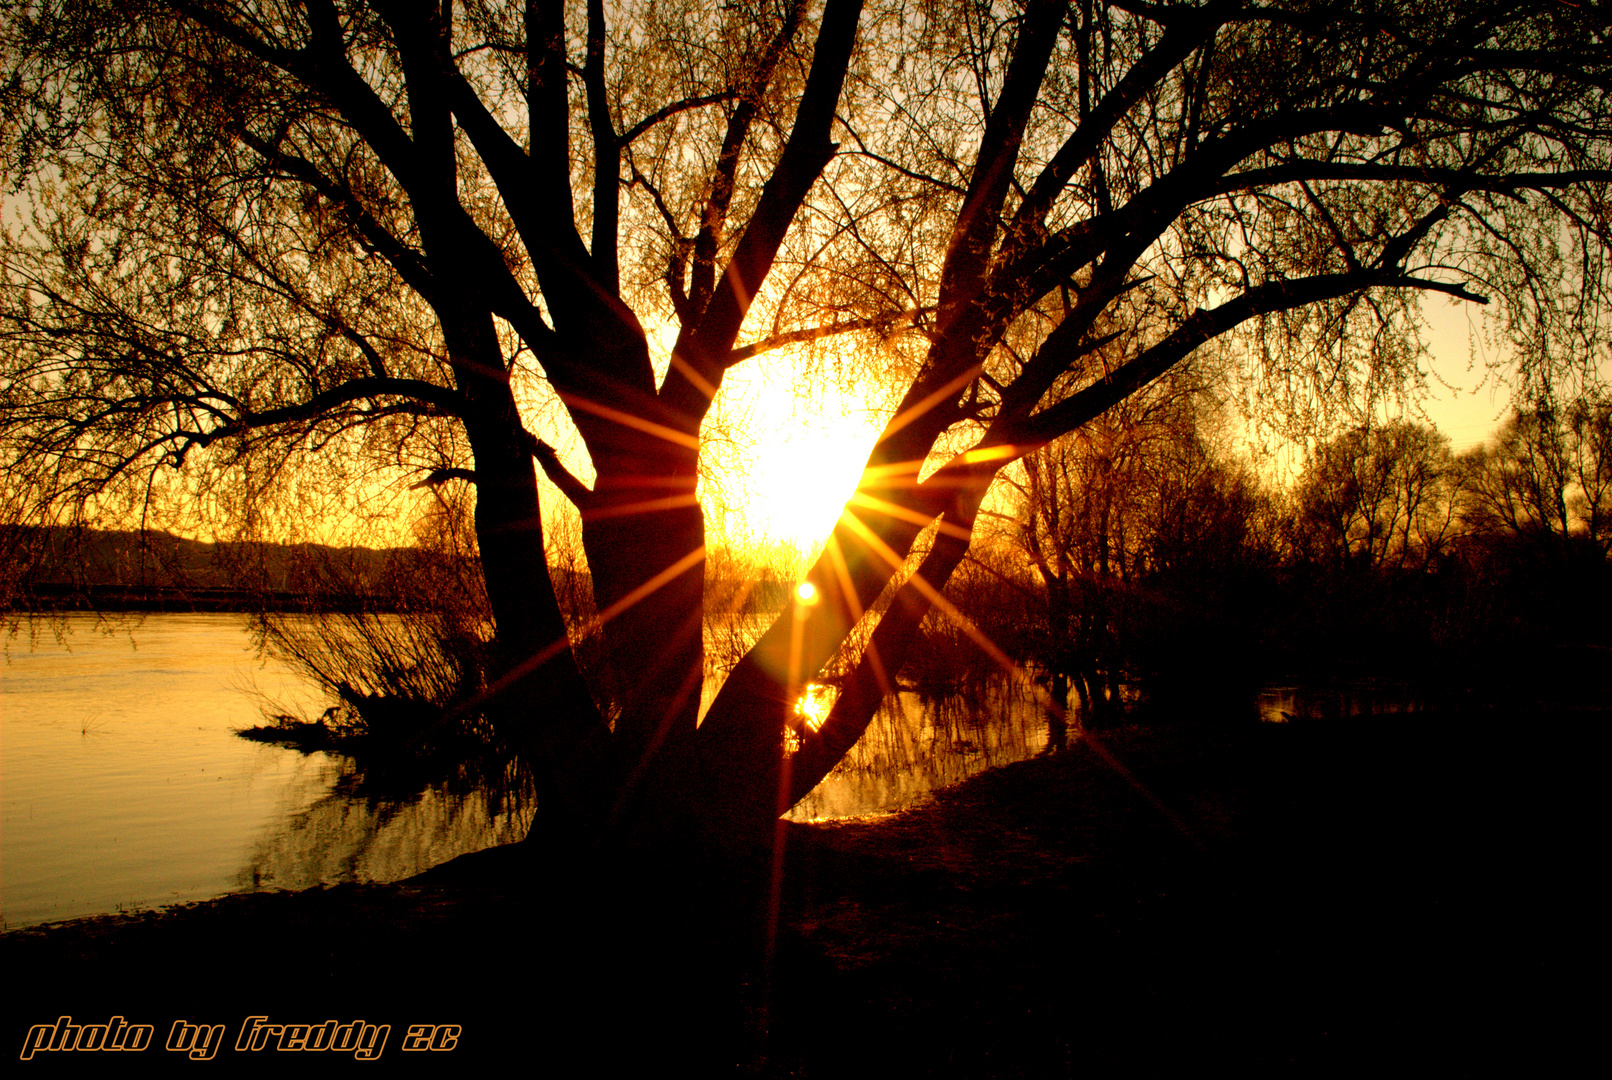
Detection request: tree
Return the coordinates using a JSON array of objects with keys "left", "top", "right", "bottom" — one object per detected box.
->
[
  {"left": 1449, "top": 393, "right": 1612, "bottom": 655},
  {"left": 4, "top": 0, "right": 1609, "bottom": 850},
  {"left": 1294, "top": 419, "right": 1463, "bottom": 574},
  {"left": 983, "top": 366, "right": 1279, "bottom": 731},
  {"left": 1461, "top": 395, "right": 1612, "bottom": 558},
  {"left": 991, "top": 365, "right": 1201, "bottom": 720}
]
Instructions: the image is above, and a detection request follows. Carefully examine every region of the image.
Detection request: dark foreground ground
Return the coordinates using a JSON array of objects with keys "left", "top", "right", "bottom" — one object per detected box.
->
[{"left": 3, "top": 708, "right": 1597, "bottom": 1075}]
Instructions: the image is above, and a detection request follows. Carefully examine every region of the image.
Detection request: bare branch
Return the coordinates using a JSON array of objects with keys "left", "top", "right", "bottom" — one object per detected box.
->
[{"left": 725, "top": 309, "right": 924, "bottom": 365}]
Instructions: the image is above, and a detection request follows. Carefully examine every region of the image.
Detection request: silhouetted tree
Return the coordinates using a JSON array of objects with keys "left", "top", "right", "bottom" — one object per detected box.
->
[
  {"left": 995, "top": 374, "right": 1204, "bottom": 720},
  {"left": 993, "top": 372, "right": 1280, "bottom": 726},
  {"left": 1448, "top": 393, "right": 1612, "bottom": 655},
  {"left": 1461, "top": 395, "right": 1612, "bottom": 558},
  {"left": 1294, "top": 420, "right": 1462, "bottom": 574},
  {"left": 4, "top": 0, "right": 1609, "bottom": 848}
]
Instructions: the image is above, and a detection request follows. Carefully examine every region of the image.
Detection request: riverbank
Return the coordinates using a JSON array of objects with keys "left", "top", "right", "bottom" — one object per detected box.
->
[{"left": 3, "top": 708, "right": 1593, "bottom": 1074}]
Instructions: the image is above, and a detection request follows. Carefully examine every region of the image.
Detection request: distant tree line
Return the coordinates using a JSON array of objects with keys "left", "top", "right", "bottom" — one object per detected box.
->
[
  {"left": 923, "top": 389, "right": 1612, "bottom": 723},
  {"left": 0, "top": 525, "right": 401, "bottom": 609}
]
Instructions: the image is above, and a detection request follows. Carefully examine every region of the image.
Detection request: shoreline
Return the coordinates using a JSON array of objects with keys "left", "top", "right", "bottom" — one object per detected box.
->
[{"left": 3, "top": 708, "right": 1593, "bottom": 1073}]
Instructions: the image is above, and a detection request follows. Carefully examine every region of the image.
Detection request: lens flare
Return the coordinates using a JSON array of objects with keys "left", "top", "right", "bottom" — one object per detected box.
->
[{"left": 794, "top": 682, "right": 833, "bottom": 731}]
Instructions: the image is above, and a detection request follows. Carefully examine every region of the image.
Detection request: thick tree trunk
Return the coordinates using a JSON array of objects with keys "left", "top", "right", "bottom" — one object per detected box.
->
[
  {"left": 581, "top": 450, "right": 706, "bottom": 795},
  {"left": 453, "top": 325, "right": 611, "bottom": 829}
]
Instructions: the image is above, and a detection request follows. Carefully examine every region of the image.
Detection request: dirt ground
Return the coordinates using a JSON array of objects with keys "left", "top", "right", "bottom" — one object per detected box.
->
[{"left": 3, "top": 709, "right": 1594, "bottom": 1075}]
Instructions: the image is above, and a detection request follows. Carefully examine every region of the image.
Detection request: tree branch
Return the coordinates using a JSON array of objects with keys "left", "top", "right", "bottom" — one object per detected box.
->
[
  {"left": 529, "top": 436, "right": 600, "bottom": 510},
  {"left": 409, "top": 467, "right": 478, "bottom": 489},
  {"left": 586, "top": 0, "right": 621, "bottom": 292},
  {"left": 686, "top": 0, "right": 812, "bottom": 317},
  {"left": 182, "top": 376, "right": 463, "bottom": 450},
  {"left": 725, "top": 308, "right": 923, "bottom": 365},
  {"left": 1001, "top": 2, "right": 1227, "bottom": 265},
  {"left": 663, "top": 0, "right": 866, "bottom": 421},
  {"left": 619, "top": 92, "right": 737, "bottom": 147}
]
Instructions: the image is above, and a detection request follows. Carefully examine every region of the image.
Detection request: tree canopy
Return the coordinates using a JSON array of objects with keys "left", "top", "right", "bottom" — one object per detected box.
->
[{"left": 3, "top": 0, "right": 1609, "bottom": 846}]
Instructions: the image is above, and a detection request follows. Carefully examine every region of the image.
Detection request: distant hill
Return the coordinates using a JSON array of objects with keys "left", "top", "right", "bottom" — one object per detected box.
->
[
  {"left": 1, "top": 526, "right": 408, "bottom": 611},
  {"left": 3, "top": 526, "right": 792, "bottom": 614}
]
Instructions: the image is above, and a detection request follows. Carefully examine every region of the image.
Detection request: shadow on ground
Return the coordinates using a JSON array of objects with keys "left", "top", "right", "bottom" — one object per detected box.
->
[{"left": 3, "top": 708, "right": 1593, "bottom": 1075}]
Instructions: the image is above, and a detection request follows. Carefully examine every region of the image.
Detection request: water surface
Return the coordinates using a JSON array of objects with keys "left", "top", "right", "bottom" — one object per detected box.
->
[
  {"left": 3, "top": 614, "right": 1052, "bottom": 929},
  {"left": 1, "top": 614, "right": 529, "bottom": 928},
  {"left": 7, "top": 613, "right": 1445, "bottom": 930}
]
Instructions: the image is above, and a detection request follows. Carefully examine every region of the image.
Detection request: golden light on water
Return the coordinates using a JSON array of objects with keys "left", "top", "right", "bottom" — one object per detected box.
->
[{"left": 794, "top": 682, "right": 833, "bottom": 731}]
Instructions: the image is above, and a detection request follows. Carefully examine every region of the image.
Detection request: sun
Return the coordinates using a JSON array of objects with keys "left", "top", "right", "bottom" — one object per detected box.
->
[
  {"left": 739, "top": 428, "right": 874, "bottom": 547},
  {"left": 703, "top": 360, "right": 886, "bottom": 551}
]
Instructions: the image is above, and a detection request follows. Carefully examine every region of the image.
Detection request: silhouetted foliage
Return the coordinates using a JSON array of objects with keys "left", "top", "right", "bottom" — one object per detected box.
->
[
  {"left": 1294, "top": 420, "right": 1462, "bottom": 574},
  {"left": 1461, "top": 396, "right": 1612, "bottom": 557}
]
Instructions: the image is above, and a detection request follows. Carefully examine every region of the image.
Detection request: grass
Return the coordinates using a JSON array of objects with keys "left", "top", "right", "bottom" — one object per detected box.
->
[{"left": 235, "top": 709, "right": 357, "bottom": 752}]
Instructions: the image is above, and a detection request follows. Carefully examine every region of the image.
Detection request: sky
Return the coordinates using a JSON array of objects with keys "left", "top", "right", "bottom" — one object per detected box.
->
[
  {"left": 111, "top": 298, "right": 1540, "bottom": 557},
  {"left": 1417, "top": 296, "right": 1518, "bottom": 455},
  {"left": 686, "top": 295, "right": 1533, "bottom": 555},
  {"left": 696, "top": 358, "right": 889, "bottom": 555},
  {"left": 5, "top": 186, "right": 1572, "bottom": 558}
]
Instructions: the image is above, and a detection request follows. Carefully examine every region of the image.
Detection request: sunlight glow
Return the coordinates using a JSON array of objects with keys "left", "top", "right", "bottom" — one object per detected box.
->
[
  {"left": 557, "top": 391, "right": 700, "bottom": 450},
  {"left": 795, "top": 581, "right": 818, "bottom": 604},
  {"left": 956, "top": 443, "right": 1022, "bottom": 466},
  {"left": 704, "top": 362, "right": 886, "bottom": 549},
  {"left": 794, "top": 682, "right": 833, "bottom": 731}
]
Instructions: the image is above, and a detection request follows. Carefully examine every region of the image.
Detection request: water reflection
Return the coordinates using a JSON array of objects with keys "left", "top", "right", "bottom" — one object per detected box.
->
[
  {"left": 787, "top": 678, "right": 1047, "bottom": 821},
  {"left": 8, "top": 611, "right": 1435, "bottom": 931},
  {"left": 2, "top": 614, "right": 336, "bottom": 927},
  {"left": 239, "top": 768, "right": 534, "bottom": 892},
  {"left": 0, "top": 614, "right": 533, "bottom": 928},
  {"left": 1257, "top": 681, "right": 1431, "bottom": 724},
  {"left": 244, "top": 673, "right": 1043, "bottom": 881}
]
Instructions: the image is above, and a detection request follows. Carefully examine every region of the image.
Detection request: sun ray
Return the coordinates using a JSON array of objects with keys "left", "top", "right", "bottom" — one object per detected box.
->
[
  {"left": 954, "top": 443, "right": 1023, "bottom": 467},
  {"left": 889, "top": 552, "right": 1019, "bottom": 680},
  {"left": 724, "top": 259, "right": 753, "bottom": 314},
  {"left": 587, "top": 544, "right": 708, "bottom": 632},
  {"left": 596, "top": 474, "right": 700, "bottom": 488},
  {"left": 836, "top": 510, "right": 1205, "bottom": 847},
  {"left": 834, "top": 504, "right": 922, "bottom": 576},
  {"left": 822, "top": 532, "right": 866, "bottom": 624},
  {"left": 861, "top": 639, "right": 895, "bottom": 704},
  {"left": 667, "top": 352, "right": 719, "bottom": 402},
  {"left": 875, "top": 364, "right": 983, "bottom": 445},
  {"left": 837, "top": 506, "right": 1019, "bottom": 684},
  {"left": 608, "top": 615, "right": 709, "bottom": 820},
  {"left": 857, "top": 458, "right": 927, "bottom": 487},
  {"left": 556, "top": 392, "right": 700, "bottom": 450},
  {"left": 846, "top": 490, "right": 972, "bottom": 540},
  {"left": 580, "top": 493, "right": 701, "bottom": 520},
  {"left": 470, "top": 544, "right": 708, "bottom": 704},
  {"left": 824, "top": 533, "right": 894, "bottom": 701}
]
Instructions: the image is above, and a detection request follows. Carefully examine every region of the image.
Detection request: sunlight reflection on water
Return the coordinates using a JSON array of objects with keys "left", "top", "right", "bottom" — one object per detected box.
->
[
  {"left": 4, "top": 613, "right": 1044, "bottom": 929},
  {"left": 786, "top": 678, "right": 1048, "bottom": 822},
  {"left": 9, "top": 613, "right": 1444, "bottom": 931},
  {"left": 0, "top": 614, "right": 528, "bottom": 929}
]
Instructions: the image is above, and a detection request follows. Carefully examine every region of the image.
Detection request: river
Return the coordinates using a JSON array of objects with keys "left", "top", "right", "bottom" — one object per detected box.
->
[{"left": 1, "top": 613, "right": 1050, "bottom": 929}]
